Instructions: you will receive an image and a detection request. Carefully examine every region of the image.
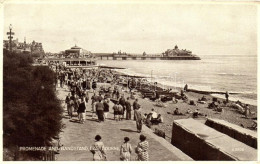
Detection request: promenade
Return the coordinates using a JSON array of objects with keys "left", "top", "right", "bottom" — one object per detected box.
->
[{"left": 55, "top": 86, "right": 192, "bottom": 161}]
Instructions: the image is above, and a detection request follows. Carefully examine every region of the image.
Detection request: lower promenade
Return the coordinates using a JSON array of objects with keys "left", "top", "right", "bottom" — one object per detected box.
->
[{"left": 55, "top": 86, "right": 192, "bottom": 161}]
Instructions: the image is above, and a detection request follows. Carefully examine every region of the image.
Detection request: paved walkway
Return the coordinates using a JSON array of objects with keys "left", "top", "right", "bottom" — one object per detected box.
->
[{"left": 55, "top": 87, "right": 192, "bottom": 161}]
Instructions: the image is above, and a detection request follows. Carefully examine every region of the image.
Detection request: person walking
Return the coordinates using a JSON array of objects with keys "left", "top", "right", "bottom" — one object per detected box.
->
[
  {"left": 97, "top": 93, "right": 103, "bottom": 102},
  {"left": 59, "top": 73, "right": 64, "bottom": 88},
  {"left": 68, "top": 96, "right": 74, "bottom": 119},
  {"left": 91, "top": 93, "right": 98, "bottom": 118},
  {"left": 133, "top": 99, "right": 140, "bottom": 120},
  {"left": 78, "top": 98, "right": 86, "bottom": 123},
  {"left": 125, "top": 97, "right": 132, "bottom": 120},
  {"left": 103, "top": 99, "right": 110, "bottom": 120},
  {"left": 119, "top": 95, "right": 126, "bottom": 119},
  {"left": 74, "top": 95, "right": 80, "bottom": 119},
  {"left": 82, "top": 78, "right": 87, "bottom": 90},
  {"left": 96, "top": 99, "right": 104, "bottom": 122},
  {"left": 65, "top": 93, "right": 71, "bottom": 115},
  {"left": 120, "top": 137, "right": 133, "bottom": 161},
  {"left": 84, "top": 90, "right": 89, "bottom": 103},
  {"left": 184, "top": 84, "right": 188, "bottom": 92},
  {"left": 135, "top": 134, "right": 149, "bottom": 161},
  {"left": 245, "top": 104, "right": 250, "bottom": 118},
  {"left": 113, "top": 102, "right": 119, "bottom": 121},
  {"left": 116, "top": 89, "right": 120, "bottom": 100},
  {"left": 118, "top": 103, "right": 123, "bottom": 121},
  {"left": 92, "top": 80, "right": 97, "bottom": 91},
  {"left": 225, "top": 91, "right": 229, "bottom": 103},
  {"left": 134, "top": 107, "right": 144, "bottom": 133},
  {"left": 90, "top": 135, "right": 107, "bottom": 161}
]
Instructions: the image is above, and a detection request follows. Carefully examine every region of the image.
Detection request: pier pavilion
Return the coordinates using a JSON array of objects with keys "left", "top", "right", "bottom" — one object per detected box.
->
[{"left": 44, "top": 58, "right": 96, "bottom": 68}]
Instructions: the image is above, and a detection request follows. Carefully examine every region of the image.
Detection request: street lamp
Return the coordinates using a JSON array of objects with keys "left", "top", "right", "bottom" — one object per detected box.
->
[
  {"left": 9, "top": 24, "right": 12, "bottom": 52},
  {"left": 7, "top": 24, "right": 14, "bottom": 52},
  {"left": 174, "top": 72, "right": 178, "bottom": 91},
  {"left": 150, "top": 70, "right": 153, "bottom": 90},
  {"left": 151, "top": 70, "right": 153, "bottom": 82}
]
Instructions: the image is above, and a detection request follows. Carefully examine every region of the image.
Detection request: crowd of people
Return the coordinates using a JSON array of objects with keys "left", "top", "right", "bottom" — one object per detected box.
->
[
  {"left": 51, "top": 64, "right": 164, "bottom": 161},
  {"left": 51, "top": 62, "right": 255, "bottom": 160},
  {"left": 53, "top": 64, "right": 164, "bottom": 127}
]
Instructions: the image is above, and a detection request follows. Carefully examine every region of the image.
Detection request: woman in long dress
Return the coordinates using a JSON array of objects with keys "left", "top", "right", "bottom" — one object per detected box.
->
[
  {"left": 120, "top": 137, "right": 132, "bottom": 161},
  {"left": 135, "top": 134, "right": 149, "bottom": 161},
  {"left": 244, "top": 104, "right": 250, "bottom": 118},
  {"left": 77, "top": 98, "right": 86, "bottom": 123},
  {"left": 65, "top": 93, "right": 71, "bottom": 114},
  {"left": 90, "top": 135, "right": 106, "bottom": 161},
  {"left": 68, "top": 98, "right": 74, "bottom": 119},
  {"left": 134, "top": 107, "right": 144, "bottom": 133},
  {"left": 103, "top": 99, "right": 110, "bottom": 120},
  {"left": 95, "top": 100, "right": 104, "bottom": 122}
]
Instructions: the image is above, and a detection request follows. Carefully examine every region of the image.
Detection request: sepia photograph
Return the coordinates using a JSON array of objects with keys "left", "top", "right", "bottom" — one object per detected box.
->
[{"left": 1, "top": 0, "right": 258, "bottom": 161}]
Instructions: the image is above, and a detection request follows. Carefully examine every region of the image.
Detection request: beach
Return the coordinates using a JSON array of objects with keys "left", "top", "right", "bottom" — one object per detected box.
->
[
  {"left": 96, "top": 80, "right": 257, "bottom": 143},
  {"left": 98, "top": 55, "right": 257, "bottom": 106}
]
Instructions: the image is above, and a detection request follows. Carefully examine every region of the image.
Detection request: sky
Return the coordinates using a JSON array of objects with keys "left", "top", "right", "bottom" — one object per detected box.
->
[{"left": 3, "top": 1, "right": 258, "bottom": 55}]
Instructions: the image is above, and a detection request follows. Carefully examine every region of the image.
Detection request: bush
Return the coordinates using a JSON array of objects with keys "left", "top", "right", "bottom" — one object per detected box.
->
[{"left": 3, "top": 49, "right": 63, "bottom": 160}]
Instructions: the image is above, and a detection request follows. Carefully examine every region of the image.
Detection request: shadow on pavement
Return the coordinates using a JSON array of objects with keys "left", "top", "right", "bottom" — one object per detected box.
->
[
  {"left": 106, "top": 118, "right": 116, "bottom": 121},
  {"left": 69, "top": 119, "right": 81, "bottom": 124},
  {"left": 85, "top": 118, "right": 99, "bottom": 122},
  {"left": 120, "top": 129, "right": 137, "bottom": 133}
]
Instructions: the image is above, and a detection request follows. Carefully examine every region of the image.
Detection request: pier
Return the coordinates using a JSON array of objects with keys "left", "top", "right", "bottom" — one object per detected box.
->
[{"left": 94, "top": 55, "right": 201, "bottom": 60}]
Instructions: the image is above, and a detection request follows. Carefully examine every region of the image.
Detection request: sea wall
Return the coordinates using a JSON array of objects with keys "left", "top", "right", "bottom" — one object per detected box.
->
[
  {"left": 205, "top": 118, "right": 257, "bottom": 149},
  {"left": 171, "top": 118, "right": 257, "bottom": 160}
]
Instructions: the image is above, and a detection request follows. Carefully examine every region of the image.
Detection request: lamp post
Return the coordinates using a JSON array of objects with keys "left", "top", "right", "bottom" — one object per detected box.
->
[
  {"left": 7, "top": 24, "right": 15, "bottom": 52},
  {"left": 174, "top": 72, "right": 178, "bottom": 91},
  {"left": 150, "top": 70, "right": 153, "bottom": 90}
]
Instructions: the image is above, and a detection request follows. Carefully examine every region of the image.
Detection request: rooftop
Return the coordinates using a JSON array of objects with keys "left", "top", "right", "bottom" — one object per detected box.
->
[{"left": 71, "top": 45, "right": 81, "bottom": 49}]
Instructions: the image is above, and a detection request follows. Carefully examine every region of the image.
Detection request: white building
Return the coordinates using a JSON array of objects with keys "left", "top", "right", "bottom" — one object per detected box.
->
[{"left": 65, "top": 45, "right": 91, "bottom": 58}]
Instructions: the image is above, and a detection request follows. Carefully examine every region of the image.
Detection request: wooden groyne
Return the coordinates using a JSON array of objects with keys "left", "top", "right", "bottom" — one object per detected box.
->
[{"left": 187, "top": 89, "right": 240, "bottom": 95}]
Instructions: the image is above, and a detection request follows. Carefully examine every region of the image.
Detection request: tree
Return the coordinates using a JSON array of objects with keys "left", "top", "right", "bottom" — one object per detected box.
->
[{"left": 3, "top": 49, "right": 63, "bottom": 160}]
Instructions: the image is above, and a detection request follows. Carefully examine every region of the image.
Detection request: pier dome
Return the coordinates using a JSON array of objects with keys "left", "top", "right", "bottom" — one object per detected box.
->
[
  {"left": 65, "top": 45, "right": 91, "bottom": 58},
  {"left": 71, "top": 45, "right": 81, "bottom": 49}
]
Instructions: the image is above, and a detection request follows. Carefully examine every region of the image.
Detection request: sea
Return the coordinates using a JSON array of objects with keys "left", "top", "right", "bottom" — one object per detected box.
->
[{"left": 97, "top": 55, "right": 257, "bottom": 106}]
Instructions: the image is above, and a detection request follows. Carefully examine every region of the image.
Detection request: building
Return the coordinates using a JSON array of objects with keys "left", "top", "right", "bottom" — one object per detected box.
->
[
  {"left": 31, "top": 40, "right": 44, "bottom": 52},
  {"left": 163, "top": 45, "right": 193, "bottom": 57},
  {"left": 45, "top": 58, "right": 97, "bottom": 68},
  {"left": 64, "top": 45, "right": 91, "bottom": 58},
  {"left": 3, "top": 38, "right": 44, "bottom": 55}
]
